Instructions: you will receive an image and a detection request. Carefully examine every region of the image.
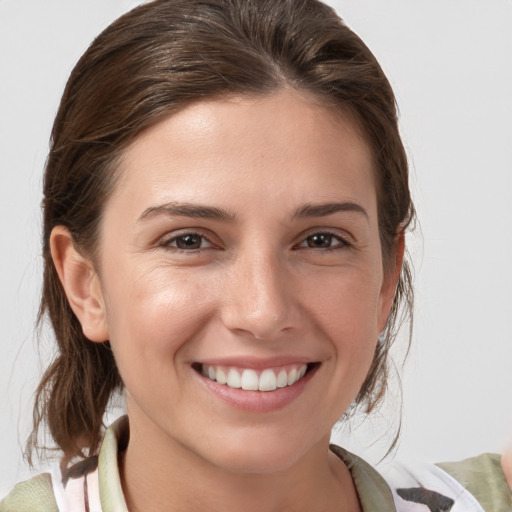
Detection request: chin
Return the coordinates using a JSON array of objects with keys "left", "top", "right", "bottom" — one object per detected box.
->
[{"left": 199, "top": 429, "right": 323, "bottom": 475}]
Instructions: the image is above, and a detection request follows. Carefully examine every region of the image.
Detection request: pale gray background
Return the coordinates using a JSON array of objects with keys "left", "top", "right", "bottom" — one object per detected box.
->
[{"left": 1, "top": 0, "right": 511, "bottom": 496}]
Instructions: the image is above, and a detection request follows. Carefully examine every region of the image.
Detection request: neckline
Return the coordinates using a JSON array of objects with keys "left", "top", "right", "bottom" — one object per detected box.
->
[{"left": 95, "top": 416, "right": 396, "bottom": 512}]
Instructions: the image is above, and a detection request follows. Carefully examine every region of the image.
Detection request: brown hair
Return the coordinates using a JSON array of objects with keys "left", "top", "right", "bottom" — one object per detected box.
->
[{"left": 28, "top": 0, "right": 414, "bottom": 463}]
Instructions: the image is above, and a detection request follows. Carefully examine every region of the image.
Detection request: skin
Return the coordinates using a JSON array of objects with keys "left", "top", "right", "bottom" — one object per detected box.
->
[
  {"left": 51, "top": 90, "right": 402, "bottom": 512},
  {"left": 503, "top": 445, "right": 512, "bottom": 490}
]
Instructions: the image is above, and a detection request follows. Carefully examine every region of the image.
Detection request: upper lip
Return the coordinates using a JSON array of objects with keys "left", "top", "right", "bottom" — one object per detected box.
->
[{"left": 194, "top": 356, "right": 317, "bottom": 369}]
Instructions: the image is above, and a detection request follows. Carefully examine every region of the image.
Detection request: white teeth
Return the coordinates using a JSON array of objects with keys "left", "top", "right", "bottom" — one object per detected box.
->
[
  {"left": 259, "top": 369, "right": 277, "bottom": 391},
  {"left": 227, "top": 368, "right": 241, "bottom": 388},
  {"left": 287, "top": 368, "right": 297, "bottom": 385},
  {"left": 216, "top": 368, "right": 227, "bottom": 384},
  {"left": 276, "top": 369, "right": 288, "bottom": 388},
  {"left": 241, "top": 369, "right": 259, "bottom": 391},
  {"left": 201, "top": 363, "right": 310, "bottom": 392}
]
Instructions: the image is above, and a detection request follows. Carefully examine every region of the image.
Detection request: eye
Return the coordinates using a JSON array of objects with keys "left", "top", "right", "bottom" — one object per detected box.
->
[
  {"left": 298, "top": 232, "right": 349, "bottom": 250},
  {"left": 162, "top": 232, "right": 213, "bottom": 251}
]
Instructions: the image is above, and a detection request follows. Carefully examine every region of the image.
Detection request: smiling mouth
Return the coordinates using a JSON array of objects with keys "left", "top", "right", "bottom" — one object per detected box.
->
[{"left": 192, "top": 363, "right": 318, "bottom": 392}]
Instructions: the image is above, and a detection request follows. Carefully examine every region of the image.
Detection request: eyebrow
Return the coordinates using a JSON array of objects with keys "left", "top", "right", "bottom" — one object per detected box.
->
[
  {"left": 138, "top": 200, "right": 368, "bottom": 223},
  {"left": 292, "top": 201, "right": 369, "bottom": 222},
  {"left": 139, "top": 202, "right": 236, "bottom": 222}
]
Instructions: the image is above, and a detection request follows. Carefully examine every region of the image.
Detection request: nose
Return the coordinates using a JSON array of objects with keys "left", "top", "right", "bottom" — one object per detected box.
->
[{"left": 220, "top": 249, "right": 299, "bottom": 340}]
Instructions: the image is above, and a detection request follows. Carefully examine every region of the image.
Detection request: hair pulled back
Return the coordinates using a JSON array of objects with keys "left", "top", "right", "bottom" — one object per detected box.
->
[{"left": 30, "top": 0, "right": 414, "bottom": 463}]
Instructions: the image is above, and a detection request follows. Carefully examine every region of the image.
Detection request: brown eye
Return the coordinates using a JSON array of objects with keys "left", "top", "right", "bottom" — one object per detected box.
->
[
  {"left": 166, "top": 233, "right": 210, "bottom": 250},
  {"left": 306, "top": 233, "right": 333, "bottom": 248},
  {"left": 297, "top": 232, "right": 349, "bottom": 250},
  {"left": 176, "top": 234, "right": 202, "bottom": 249}
]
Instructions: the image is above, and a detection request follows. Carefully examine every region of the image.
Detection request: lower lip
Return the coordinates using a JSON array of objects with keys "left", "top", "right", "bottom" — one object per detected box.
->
[{"left": 196, "top": 365, "right": 318, "bottom": 412}]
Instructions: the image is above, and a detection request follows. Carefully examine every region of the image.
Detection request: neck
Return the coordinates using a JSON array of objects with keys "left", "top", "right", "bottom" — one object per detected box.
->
[{"left": 120, "top": 415, "right": 361, "bottom": 512}]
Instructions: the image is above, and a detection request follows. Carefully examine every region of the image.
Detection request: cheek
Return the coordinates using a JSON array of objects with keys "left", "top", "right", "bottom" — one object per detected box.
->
[
  {"left": 302, "top": 269, "right": 383, "bottom": 395},
  {"left": 101, "top": 263, "right": 219, "bottom": 370},
  {"left": 305, "top": 268, "right": 383, "bottom": 341}
]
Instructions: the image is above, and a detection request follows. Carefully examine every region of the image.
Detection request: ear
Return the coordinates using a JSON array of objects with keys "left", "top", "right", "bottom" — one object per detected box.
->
[
  {"left": 50, "top": 226, "right": 109, "bottom": 342},
  {"left": 377, "top": 231, "right": 406, "bottom": 332}
]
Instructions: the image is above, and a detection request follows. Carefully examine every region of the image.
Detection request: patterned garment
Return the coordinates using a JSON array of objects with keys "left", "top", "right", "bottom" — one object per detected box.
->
[
  {"left": 382, "top": 459, "right": 487, "bottom": 511},
  {"left": 1, "top": 417, "right": 511, "bottom": 511}
]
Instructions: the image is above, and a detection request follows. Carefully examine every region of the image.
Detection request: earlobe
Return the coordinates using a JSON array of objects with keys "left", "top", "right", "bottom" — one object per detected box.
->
[
  {"left": 50, "top": 226, "right": 109, "bottom": 343},
  {"left": 378, "top": 231, "right": 406, "bottom": 332}
]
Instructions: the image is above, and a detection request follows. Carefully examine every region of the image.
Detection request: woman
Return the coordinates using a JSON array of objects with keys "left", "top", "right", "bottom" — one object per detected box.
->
[{"left": 1, "top": 0, "right": 510, "bottom": 511}]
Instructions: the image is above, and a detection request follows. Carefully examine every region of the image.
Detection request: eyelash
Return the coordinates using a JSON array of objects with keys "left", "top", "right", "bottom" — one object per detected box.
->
[
  {"left": 159, "top": 232, "right": 215, "bottom": 252},
  {"left": 295, "top": 231, "right": 352, "bottom": 251},
  {"left": 159, "top": 230, "right": 351, "bottom": 253}
]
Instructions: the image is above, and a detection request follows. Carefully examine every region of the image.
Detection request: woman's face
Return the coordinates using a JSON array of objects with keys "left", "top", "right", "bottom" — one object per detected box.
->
[{"left": 92, "top": 90, "right": 397, "bottom": 473}]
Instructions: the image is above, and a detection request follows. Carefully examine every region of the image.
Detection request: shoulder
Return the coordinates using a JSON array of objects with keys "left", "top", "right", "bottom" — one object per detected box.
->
[
  {"left": 0, "top": 473, "right": 58, "bottom": 512},
  {"left": 0, "top": 456, "right": 100, "bottom": 512},
  {"left": 437, "top": 453, "right": 512, "bottom": 512},
  {"left": 1, "top": 417, "right": 129, "bottom": 512},
  {"left": 381, "top": 453, "right": 512, "bottom": 512},
  {"left": 331, "top": 444, "right": 512, "bottom": 512}
]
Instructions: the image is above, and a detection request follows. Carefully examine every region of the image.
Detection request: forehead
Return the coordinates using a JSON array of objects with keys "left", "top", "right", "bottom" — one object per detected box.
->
[{"left": 112, "top": 90, "right": 377, "bottom": 220}]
